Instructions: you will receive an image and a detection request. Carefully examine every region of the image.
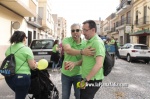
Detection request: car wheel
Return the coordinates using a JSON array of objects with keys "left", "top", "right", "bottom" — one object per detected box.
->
[
  {"left": 144, "top": 60, "right": 149, "bottom": 64},
  {"left": 127, "top": 54, "right": 132, "bottom": 62}
]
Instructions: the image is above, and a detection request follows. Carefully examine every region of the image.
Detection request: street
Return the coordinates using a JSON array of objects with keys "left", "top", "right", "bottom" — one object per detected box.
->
[{"left": 0, "top": 59, "right": 150, "bottom": 99}]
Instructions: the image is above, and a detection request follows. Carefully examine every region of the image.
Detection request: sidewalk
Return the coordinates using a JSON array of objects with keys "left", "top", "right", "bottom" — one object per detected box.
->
[{"left": 0, "top": 74, "right": 4, "bottom": 80}]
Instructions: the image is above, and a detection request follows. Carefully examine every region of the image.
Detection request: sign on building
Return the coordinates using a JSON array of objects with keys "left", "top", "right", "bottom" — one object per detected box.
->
[{"left": 125, "top": 25, "right": 131, "bottom": 33}]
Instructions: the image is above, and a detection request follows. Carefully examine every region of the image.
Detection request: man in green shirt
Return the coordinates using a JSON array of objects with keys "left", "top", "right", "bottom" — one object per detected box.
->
[
  {"left": 61, "top": 23, "right": 94, "bottom": 99},
  {"left": 81, "top": 20, "right": 105, "bottom": 99},
  {"left": 65, "top": 20, "right": 105, "bottom": 99}
]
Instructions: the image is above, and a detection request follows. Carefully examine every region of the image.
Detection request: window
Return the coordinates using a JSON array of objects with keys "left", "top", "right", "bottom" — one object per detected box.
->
[
  {"left": 134, "top": 45, "right": 148, "bottom": 49},
  {"left": 122, "top": 44, "right": 128, "bottom": 49},
  {"left": 135, "top": 10, "right": 138, "bottom": 24},
  {"left": 34, "top": 31, "right": 36, "bottom": 39},
  {"left": 30, "top": 40, "right": 54, "bottom": 49},
  {"left": 127, "top": 11, "right": 131, "bottom": 24},
  {"left": 126, "top": 44, "right": 131, "bottom": 49},
  {"left": 121, "top": 15, "right": 125, "bottom": 25},
  {"left": 144, "top": 6, "right": 147, "bottom": 24}
]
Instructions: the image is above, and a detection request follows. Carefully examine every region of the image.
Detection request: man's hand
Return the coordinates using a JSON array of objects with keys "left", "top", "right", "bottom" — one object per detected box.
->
[
  {"left": 79, "top": 80, "right": 86, "bottom": 89},
  {"left": 64, "top": 61, "right": 76, "bottom": 71},
  {"left": 82, "top": 46, "right": 95, "bottom": 56}
]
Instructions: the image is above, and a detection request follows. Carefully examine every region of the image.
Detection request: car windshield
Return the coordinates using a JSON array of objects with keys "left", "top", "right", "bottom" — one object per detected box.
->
[
  {"left": 134, "top": 45, "right": 148, "bottom": 49},
  {"left": 30, "top": 40, "right": 54, "bottom": 49}
]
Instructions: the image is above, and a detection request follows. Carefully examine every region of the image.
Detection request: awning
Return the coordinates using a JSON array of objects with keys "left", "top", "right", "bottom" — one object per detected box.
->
[{"left": 130, "top": 29, "right": 150, "bottom": 36}]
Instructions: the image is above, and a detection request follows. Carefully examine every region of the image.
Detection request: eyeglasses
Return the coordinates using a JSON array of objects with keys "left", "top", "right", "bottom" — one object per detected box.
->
[
  {"left": 25, "top": 36, "right": 28, "bottom": 39},
  {"left": 82, "top": 29, "right": 91, "bottom": 32},
  {"left": 71, "top": 29, "right": 80, "bottom": 33}
]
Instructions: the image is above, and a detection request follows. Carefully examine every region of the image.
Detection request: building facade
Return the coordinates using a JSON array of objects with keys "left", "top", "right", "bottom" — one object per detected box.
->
[
  {"left": 0, "top": 0, "right": 67, "bottom": 63},
  {"left": 0, "top": 0, "right": 37, "bottom": 63},
  {"left": 101, "top": 0, "right": 150, "bottom": 47},
  {"left": 130, "top": 0, "right": 150, "bottom": 47},
  {"left": 94, "top": 20, "right": 101, "bottom": 35}
]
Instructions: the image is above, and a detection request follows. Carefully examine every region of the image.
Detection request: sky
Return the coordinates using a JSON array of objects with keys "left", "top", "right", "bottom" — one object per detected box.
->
[{"left": 51, "top": 0, "right": 120, "bottom": 36}]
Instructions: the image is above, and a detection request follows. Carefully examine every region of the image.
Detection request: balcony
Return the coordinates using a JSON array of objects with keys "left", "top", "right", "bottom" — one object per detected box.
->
[
  {"left": 27, "top": 15, "right": 42, "bottom": 28},
  {"left": 116, "top": 0, "right": 131, "bottom": 14},
  {"left": 116, "top": 17, "right": 131, "bottom": 29},
  {"left": 134, "top": 16, "right": 150, "bottom": 28},
  {"left": 0, "top": 0, "right": 36, "bottom": 17},
  {"left": 111, "top": 27, "right": 116, "bottom": 32},
  {"left": 110, "top": 27, "right": 118, "bottom": 34},
  {"left": 104, "top": 26, "right": 111, "bottom": 33}
]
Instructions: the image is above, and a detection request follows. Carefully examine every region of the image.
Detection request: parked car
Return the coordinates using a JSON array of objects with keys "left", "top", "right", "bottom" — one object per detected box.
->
[
  {"left": 30, "top": 39, "right": 54, "bottom": 65},
  {"left": 119, "top": 43, "right": 150, "bottom": 63}
]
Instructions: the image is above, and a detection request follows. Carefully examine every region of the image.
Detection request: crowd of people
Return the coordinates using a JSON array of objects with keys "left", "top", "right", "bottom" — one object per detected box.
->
[
  {"left": 3, "top": 20, "right": 121, "bottom": 99},
  {"left": 104, "top": 36, "right": 121, "bottom": 59}
]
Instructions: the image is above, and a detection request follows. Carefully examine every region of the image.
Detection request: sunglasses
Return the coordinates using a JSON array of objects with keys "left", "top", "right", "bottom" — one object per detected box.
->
[{"left": 71, "top": 29, "right": 80, "bottom": 33}]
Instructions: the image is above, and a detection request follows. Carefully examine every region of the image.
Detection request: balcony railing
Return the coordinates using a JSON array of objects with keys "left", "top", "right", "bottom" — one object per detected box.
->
[
  {"left": 116, "top": 17, "right": 131, "bottom": 27},
  {"left": 104, "top": 27, "right": 108, "bottom": 31},
  {"left": 111, "top": 27, "right": 116, "bottom": 32},
  {"left": 135, "top": 16, "right": 150, "bottom": 26},
  {"left": 27, "top": 14, "right": 42, "bottom": 28},
  {"left": 104, "top": 26, "right": 110, "bottom": 32},
  {"left": 116, "top": 0, "right": 131, "bottom": 11}
]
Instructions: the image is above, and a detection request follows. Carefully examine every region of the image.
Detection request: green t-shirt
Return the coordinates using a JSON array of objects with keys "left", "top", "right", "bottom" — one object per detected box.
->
[
  {"left": 117, "top": 42, "right": 120, "bottom": 48},
  {"left": 5, "top": 42, "right": 34, "bottom": 75},
  {"left": 110, "top": 39, "right": 115, "bottom": 44},
  {"left": 52, "top": 44, "right": 58, "bottom": 53},
  {"left": 61, "top": 37, "right": 86, "bottom": 77},
  {"left": 82, "top": 35, "right": 105, "bottom": 80}
]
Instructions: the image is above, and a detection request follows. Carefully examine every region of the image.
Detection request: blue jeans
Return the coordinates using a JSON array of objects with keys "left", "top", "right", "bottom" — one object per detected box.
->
[
  {"left": 61, "top": 73, "right": 81, "bottom": 99},
  {"left": 5, "top": 74, "right": 31, "bottom": 99},
  {"left": 52, "top": 61, "right": 58, "bottom": 69}
]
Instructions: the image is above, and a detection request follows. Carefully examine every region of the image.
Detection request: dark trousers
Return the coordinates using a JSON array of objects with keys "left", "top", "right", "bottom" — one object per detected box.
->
[
  {"left": 5, "top": 74, "right": 31, "bottom": 99},
  {"left": 80, "top": 80, "right": 102, "bottom": 99},
  {"left": 59, "top": 55, "right": 64, "bottom": 68}
]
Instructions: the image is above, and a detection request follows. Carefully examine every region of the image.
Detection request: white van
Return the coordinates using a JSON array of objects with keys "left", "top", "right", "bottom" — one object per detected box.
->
[{"left": 30, "top": 39, "right": 54, "bottom": 64}]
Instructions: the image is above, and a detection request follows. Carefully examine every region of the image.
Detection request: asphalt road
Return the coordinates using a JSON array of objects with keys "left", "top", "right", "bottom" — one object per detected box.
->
[{"left": 0, "top": 59, "right": 150, "bottom": 99}]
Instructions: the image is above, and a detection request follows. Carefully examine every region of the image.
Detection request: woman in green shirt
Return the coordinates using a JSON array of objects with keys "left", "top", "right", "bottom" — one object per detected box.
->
[
  {"left": 5, "top": 31, "right": 37, "bottom": 99},
  {"left": 51, "top": 40, "right": 60, "bottom": 71}
]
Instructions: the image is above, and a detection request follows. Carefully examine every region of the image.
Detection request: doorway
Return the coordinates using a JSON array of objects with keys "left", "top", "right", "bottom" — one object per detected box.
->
[
  {"left": 33, "top": 31, "right": 36, "bottom": 39},
  {"left": 139, "top": 36, "right": 146, "bottom": 44},
  {"left": 28, "top": 31, "right": 32, "bottom": 46}
]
